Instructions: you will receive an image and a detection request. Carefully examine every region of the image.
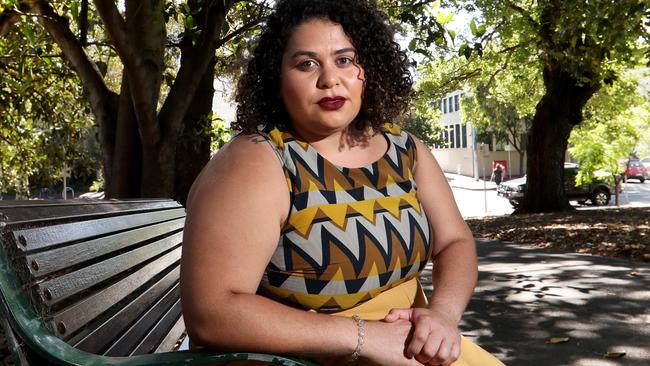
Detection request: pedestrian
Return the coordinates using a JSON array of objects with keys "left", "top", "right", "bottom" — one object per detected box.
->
[
  {"left": 180, "top": 1, "right": 504, "bottom": 365},
  {"left": 492, "top": 163, "right": 505, "bottom": 186}
]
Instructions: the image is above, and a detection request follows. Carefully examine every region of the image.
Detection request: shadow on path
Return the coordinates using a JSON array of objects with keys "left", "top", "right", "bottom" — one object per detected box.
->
[{"left": 420, "top": 239, "right": 650, "bottom": 366}]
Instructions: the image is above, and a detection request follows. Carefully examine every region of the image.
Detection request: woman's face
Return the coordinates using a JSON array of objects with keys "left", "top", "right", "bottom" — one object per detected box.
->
[{"left": 280, "top": 19, "right": 365, "bottom": 140}]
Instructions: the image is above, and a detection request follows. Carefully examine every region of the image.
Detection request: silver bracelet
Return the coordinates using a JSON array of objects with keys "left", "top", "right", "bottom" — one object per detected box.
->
[{"left": 348, "top": 315, "right": 365, "bottom": 362}]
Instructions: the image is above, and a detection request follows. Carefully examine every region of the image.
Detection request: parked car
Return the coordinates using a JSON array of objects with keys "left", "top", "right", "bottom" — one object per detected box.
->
[
  {"left": 641, "top": 156, "right": 650, "bottom": 169},
  {"left": 626, "top": 159, "right": 649, "bottom": 183},
  {"left": 641, "top": 157, "right": 650, "bottom": 169},
  {"left": 497, "top": 163, "right": 618, "bottom": 207}
]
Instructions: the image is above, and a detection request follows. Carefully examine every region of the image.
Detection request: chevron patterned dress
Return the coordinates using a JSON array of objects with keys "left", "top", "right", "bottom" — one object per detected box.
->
[{"left": 258, "top": 123, "right": 433, "bottom": 312}]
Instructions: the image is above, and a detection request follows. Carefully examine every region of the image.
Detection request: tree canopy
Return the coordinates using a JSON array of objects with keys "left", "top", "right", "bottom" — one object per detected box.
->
[
  {"left": 420, "top": 0, "right": 650, "bottom": 213},
  {"left": 0, "top": 15, "right": 99, "bottom": 197},
  {"left": 0, "top": 0, "right": 450, "bottom": 202}
]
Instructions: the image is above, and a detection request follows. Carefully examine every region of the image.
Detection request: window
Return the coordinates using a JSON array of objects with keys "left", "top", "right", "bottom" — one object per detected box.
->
[
  {"left": 455, "top": 124, "right": 461, "bottom": 148},
  {"left": 448, "top": 96, "right": 454, "bottom": 112},
  {"left": 449, "top": 125, "right": 455, "bottom": 148},
  {"left": 443, "top": 99, "right": 447, "bottom": 113},
  {"left": 461, "top": 124, "right": 467, "bottom": 148},
  {"left": 443, "top": 130, "right": 448, "bottom": 147},
  {"left": 454, "top": 95, "right": 459, "bottom": 111}
]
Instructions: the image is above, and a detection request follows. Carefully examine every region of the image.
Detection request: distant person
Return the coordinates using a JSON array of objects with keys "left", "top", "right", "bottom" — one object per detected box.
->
[
  {"left": 492, "top": 163, "right": 505, "bottom": 186},
  {"left": 181, "top": 1, "right": 504, "bottom": 365}
]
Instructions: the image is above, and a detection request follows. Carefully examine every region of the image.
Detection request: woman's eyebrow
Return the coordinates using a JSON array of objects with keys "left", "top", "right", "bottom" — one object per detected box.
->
[
  {"left": 334, "top": 47, "right": 356, "bottom": 55},
  {"left": 289, "top": 48, "right": 356, "bottom": 59},
  {"left": 289, "top": 50, "right": 317, "bottom": 59}
]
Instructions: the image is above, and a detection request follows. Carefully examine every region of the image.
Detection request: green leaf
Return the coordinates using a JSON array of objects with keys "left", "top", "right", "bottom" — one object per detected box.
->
[
  {"left": 184, "top": 15, "right": 194, "bottom": 30},
  {"left": 409, "top": 38, "right": 417, "bottom": 51},
  {"left": 70, "top": 1, "right": 79, "bottom": 23},
  {"left": 436, "top": 12, "right": 454, "bottom": 25},
  {"left": 23, "top": 24, "right": 36, "bottom": 44},
  {"left": 95, "top": 61, "right": 107, "bottom": 77},
  {"left": 470, "top": 19, "right": 478, "bottom": 36}
]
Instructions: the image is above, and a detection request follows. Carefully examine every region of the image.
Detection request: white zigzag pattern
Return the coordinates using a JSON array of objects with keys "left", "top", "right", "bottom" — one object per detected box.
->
[
  {"left": 385, "top": 139, "right": 400, "bottom": 167},
  {"left": 386, "top": 180, "right": 410, "bottom": 197},
  {"left": 387, "top": 131, "right": 408, "bottom": 150},
  {"left": 285, "top": 142, "right": 320, "bottom": 178},
  {"left": 274, "top": 208, "right": 430, "bottom": 272},
  {"left": 307, "top": 188, "right": 330, "bottom": 207}
]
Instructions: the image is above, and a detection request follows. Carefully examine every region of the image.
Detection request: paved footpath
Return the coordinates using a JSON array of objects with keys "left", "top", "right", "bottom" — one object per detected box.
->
[{"left": 418, "top": 239, "right": 650, "bottom": 366}]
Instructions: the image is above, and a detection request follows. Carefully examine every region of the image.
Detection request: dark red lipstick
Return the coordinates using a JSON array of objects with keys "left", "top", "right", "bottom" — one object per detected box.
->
[{"left": 317, "top": 96, "right": 346, "bottom": 110}]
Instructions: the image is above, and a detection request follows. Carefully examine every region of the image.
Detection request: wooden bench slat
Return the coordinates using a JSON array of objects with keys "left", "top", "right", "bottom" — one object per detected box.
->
[
  {"left": 26, "top": 218, "right": 185, "bottom": 278},
  {"left": 154, "top": 317, "right": 186, "bottom": 353},
  {"left": 105, "top": 283, "right": 180, "bottom": 356},
  {"left": 131, "top": 299, "right": 183, "bottom": 356},
  {"left": 12, "top": 208, "right": 185, "bottom": 254},
  {"left": 71, "top": 267, "right": 180, "bottom": 353},
  {"left": 0, "top": 200, "right": 180, "bottom": 226},
  {"left": 50, "top": 247, "right": 182, "bottom": 338},
  {"left": 37, "top": 232, "right": 183, "bottom": 306}
]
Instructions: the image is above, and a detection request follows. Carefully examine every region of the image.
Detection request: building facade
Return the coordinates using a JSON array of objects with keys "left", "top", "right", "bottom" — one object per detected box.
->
[{"left": 431, "top": 91, "right": 527, "bottom": 180}]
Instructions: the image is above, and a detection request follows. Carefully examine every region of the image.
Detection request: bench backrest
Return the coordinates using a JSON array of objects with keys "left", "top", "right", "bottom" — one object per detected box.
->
[{"left": 0, "top": 199, "right": 186, "bottom": 357}]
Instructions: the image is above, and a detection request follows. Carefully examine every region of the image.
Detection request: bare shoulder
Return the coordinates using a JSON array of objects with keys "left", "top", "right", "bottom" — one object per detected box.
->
[{"left": 186, "top": 133, "right": 288, "bottom": 219}]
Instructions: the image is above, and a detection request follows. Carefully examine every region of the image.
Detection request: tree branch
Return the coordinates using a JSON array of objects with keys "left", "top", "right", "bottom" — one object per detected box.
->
[
  {"left": 79, "top": 0, "right": 88, "bottom": 46},
  {"left": 214, "top": 16, "right": 263, "bottom": 50},
  {"left": 0, "top": 53, "right": 64, "bottom": 59},
  {"left": 24, "top": 0, "right": 117, "bottom": 126},
  {"left": 159, "top": 0, "right": 236, "bottom": 142},
  {"left": 0, "top": 9, "right": 21, "bottom": 37},
  {"left": 503, "top": 0, "right": 538, "bottom": 28},
  {"left": 94, "top": 0, "right": 160, "bottom": 145},
  {"left": 93, "top": 0, "right": 131, "bottom": 63}
]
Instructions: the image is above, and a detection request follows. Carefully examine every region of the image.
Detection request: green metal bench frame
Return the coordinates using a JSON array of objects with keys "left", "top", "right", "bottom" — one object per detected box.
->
[{"left": 0, "top": 200, "right": 317, "bottom": 366}]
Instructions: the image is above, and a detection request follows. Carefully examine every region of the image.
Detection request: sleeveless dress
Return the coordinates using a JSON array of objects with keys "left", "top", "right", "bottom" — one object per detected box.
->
[
  {"left": 258, "top": 123, "right": 433, "bottom": 312},
  {"left": 252, "top": 124, "right": 505, "bottom": 366}
]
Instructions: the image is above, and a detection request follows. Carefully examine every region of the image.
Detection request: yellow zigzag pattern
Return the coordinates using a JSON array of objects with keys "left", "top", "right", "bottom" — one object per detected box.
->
[{"left": 288, "top": 191, "right": 421, "bottom": 237}]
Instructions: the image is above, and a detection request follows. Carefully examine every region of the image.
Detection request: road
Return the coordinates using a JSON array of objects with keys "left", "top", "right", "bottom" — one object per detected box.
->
[{"left": 450, "top": 180, "right": 650, "bottom": 219}]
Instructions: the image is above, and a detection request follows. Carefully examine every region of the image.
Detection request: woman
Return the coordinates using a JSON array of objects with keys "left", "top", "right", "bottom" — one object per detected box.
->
[{"left": 181, "top": 1, "right": 504, "bottom": 365}]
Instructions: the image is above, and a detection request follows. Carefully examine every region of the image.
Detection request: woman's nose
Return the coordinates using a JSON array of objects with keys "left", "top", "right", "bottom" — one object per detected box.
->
[{"left": 316, "top": 65, "right": 339, "bottom": 89}]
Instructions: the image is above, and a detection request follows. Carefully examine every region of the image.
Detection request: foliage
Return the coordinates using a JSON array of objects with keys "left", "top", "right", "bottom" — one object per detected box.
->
[
  {"left": 435, "top": 0, "right": 650, "bottom": 212},
  {"left": 0, "top": 13, "right": 99, "bottom": 196},
  {"left": 569, "top": 72, "right": 648, "bottom": 184},
  {"left": 404, "top": 113, "right": 445, "bottom": 149},
  {"left": 459, "top": 48, "right": 540, "bottom": 153},
  {"left": 210, "top": 115, "right": 233, "bottom": 152}
]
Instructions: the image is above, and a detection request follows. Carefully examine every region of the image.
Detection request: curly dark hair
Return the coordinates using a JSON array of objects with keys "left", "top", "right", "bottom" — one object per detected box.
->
[{"left": 232, "top": 0, "right": 414, "bottom": 134}]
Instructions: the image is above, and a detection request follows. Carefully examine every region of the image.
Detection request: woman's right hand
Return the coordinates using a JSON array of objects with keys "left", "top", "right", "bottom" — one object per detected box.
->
[{"left": 360, "top": 319, "right": 425, "bottom": 366}]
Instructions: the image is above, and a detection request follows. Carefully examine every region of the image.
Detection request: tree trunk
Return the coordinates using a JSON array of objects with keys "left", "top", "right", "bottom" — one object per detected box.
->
[
  {"left": 518, "top": 64, "right": 598, "bottom": 213},
  {"left": 107, "top": 76, "right": 142, "bottom": 198},
  {"left": 173, "top": 58, "right": 216, "bottom": 205}
]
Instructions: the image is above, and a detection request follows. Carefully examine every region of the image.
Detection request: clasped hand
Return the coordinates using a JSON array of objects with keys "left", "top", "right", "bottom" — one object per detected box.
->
[{"left": 380, "top": 307, "right": 461, "bottom": 366}]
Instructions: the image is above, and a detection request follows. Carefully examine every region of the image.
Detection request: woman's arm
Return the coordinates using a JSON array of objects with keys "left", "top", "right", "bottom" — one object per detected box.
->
[
  {"left": 384, "top": 135, "right": 477, "bottom": 365},
  {"left": 181, "top": 135, "right": 423, "bottom": 365}
]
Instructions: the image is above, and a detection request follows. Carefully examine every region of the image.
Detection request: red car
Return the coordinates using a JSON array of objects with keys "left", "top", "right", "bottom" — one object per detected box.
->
[{"left": 625, "top": 160, "right": 648, "bottom": 183}]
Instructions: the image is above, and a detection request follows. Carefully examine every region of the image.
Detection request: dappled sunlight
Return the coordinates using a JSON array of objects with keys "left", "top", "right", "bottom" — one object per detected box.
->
[{"left": 429, "top": 240, "right": 650, "bottom": 365}]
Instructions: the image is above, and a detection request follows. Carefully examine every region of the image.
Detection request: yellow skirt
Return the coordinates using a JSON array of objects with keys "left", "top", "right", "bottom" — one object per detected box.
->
[{"left": 312, "top": 277, "right": 504, "bottom": 366}]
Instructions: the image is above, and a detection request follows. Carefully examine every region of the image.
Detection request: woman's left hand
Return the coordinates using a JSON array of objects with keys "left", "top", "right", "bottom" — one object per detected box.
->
[{"left": 384, "top": 307, "right": 461, "bottom": 366}]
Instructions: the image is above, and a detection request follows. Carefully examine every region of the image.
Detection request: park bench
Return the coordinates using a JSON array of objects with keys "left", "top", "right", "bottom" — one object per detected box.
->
[{"left": 0, "top": 199, "right": 315, "bottom": 366}]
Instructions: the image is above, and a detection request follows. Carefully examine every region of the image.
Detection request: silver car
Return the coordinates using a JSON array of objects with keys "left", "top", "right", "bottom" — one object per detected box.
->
[{"left": 497, "top": 163, "right": 618, "bottom": 208}]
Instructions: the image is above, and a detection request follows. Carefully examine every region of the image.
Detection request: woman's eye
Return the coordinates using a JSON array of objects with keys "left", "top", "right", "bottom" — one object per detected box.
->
[
  {"left": 296, "top": 60, "right": 317, "bottom": 70},
  {"left": 337, "top": 56, "right": 354, "bottom": 66}
]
